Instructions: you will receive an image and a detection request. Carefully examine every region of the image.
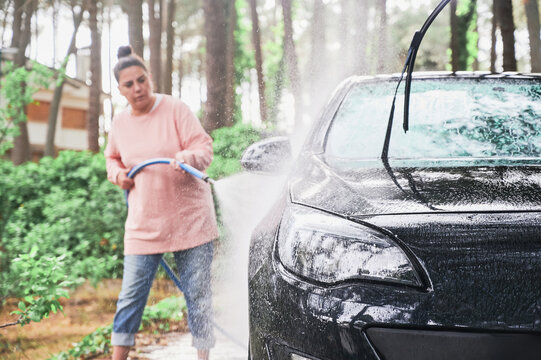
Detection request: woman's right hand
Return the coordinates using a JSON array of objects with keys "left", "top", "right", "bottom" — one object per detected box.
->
[{"left": 117, "top": 169, "right": 134, "bottom": 190}]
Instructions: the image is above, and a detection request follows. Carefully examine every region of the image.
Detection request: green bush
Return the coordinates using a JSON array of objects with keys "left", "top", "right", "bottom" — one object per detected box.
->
[
  {"left": 0, "top": 151, "right": 126, "bottom": 326},
  {"left": 207, "top": 123, "right": 262, "bottom": 179}
]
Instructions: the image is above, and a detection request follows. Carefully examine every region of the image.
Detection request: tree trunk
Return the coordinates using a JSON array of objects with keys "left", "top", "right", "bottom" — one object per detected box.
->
[
  {"left": 494, "top": 0, "right": 517, "bottom": 71},
  {"left": 490, "top": 0, "right": 497, "bottom": 72},
  {"left": 249, "top": 0, "right": 267, "bottom": 123},
  {"left": 86, "top": 0, "right": 101, "bottom": 153},
  {"left": 376, "top": 0, "right": 387, "bottom": 73},
  {"left": 202, "top": 0, "right": 228, "bottom": 132},
  {"left": 125, "top": 0, "right": 144, "bottom": 57},
  {"left": 11, "top": 0, "right": 36, "bottom": 165},
  {"left": 10, "top": 0, "right": 23, "bottom": 49},
  {"left": 524, "top": 0, "right": 541, "bottom": 72},
  {"left": 44, "top": 5, "right": 85, "bottom": 158},
  {"left": 450, "top": 0, "right": 459, "bottom": 72},
  {"left": 451, "top": 0, "right": 477, "bottom": 71},
  {"left": 148, "top": 0, "right": 162, "bottom": 93},
  {"left": 281, "top": 0, "right": 302, "bottom": 131},
  {"left": 225, "top": 0, "right": 236, "bottom": 125},
  {"left": 163, "top": 0, "right": 175, "bottom": 95}
]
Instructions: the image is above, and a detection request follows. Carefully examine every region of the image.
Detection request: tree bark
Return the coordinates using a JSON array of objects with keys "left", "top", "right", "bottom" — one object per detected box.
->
[
  {"left": 281, "top": 0, "right": 302, "bottom": 131},
  {"left": 490, "top": 0, "right": 497, "bottom": 72},
  {"left": 450, "top": 0, "right": 459, "bottom": 72},
  {"left": 44, "top": 4, "right": 85, "bottom": 158},
  {"left": 494, "top": 0, "right": 517, "bottom": 71},
  {"left": 524, "top": 0, "right": 541, "bottom": 72},
  {"left": 11, "top": 0, "right": 36, "bottom": 165},
  {"left": 225, "top": 0, "right": 236, "bottom": 125},
  {"left": 124, "top": 0, "right": 144, "bottom": 57},
  {"left": 249, "top": 0, "right": 267, "bottom": 123},
  {"left": 202, "top": 0, "right": 228, "bottom": 131},
  {"left": 9, "top": 0, "right": 23, "bottom": 49},
  {"left": 163, "top": 0, "right": 175, "bottom": 95},
  {"left": 86, "top": 0, "right": 101, "bottom": 153},
  {"left": 148, "top": 0, "right": 162, "bottom": 93}
]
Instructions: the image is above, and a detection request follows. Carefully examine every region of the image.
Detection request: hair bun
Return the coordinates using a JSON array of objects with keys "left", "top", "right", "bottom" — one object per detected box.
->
[{"left": 117, "top": 45, "right": 133, "bottom": 59}]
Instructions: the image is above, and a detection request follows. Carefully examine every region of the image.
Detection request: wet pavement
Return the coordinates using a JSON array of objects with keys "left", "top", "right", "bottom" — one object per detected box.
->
[{"left": 137, "top": 330, "right": 246, "bottom": 360}]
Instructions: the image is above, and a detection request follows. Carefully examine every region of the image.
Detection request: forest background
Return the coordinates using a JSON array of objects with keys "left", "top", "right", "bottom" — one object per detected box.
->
[{"left": 0, "top": 0, "right": 540, "bottom": 359}]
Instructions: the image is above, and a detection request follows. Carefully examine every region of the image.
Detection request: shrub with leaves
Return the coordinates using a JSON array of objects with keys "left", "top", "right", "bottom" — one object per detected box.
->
[
  {"left": 0, "top": 61, "right": 53, "bottom": 155},
  {"left": 0, "top": 151, "right": 126, "bottom": 327},
  {"left": 207, "top": 123, "right": 263, "bottom": 179}
]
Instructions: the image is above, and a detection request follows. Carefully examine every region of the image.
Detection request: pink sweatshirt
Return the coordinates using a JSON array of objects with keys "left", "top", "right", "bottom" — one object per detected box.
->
[{"left": 104, "top": 95, "right": 218, "bottom": 255}]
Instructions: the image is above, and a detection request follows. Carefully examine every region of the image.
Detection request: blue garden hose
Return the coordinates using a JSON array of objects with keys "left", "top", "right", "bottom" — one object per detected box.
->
[
  {"left": 123, "top": 158, "right": 247, "bottom": 350},
  {"left": 124, "top": 157, "right": 214, "bottom": 206}
]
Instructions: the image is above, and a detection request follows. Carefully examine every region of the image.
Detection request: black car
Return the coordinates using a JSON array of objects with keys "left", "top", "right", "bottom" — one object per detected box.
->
[{"left": 241, "top": 72, "right": 541, "bottom": 360}]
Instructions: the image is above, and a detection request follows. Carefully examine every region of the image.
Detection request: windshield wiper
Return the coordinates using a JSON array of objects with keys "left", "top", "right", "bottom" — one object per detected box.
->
[{"left": 381, "top": 0, "right": 451, "bottom": 161}]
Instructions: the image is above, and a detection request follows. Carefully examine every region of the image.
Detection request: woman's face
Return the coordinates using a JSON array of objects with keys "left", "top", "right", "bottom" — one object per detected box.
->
[{"left": 117, "top": 65, "right": 154, "bottom": 115}]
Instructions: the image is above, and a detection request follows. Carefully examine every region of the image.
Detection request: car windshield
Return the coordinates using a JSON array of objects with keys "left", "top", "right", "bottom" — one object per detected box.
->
[{"left": 325, "top": 77, "right": 541, "bottom": 163}]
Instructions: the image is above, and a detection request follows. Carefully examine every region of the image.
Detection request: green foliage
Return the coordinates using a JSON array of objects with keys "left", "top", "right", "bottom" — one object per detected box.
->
[
  {"left": 141, "top": 296, "right": 186, "bottom": 327},
  {"left": 49, "top": 296, "right": 187, "bottom": 360},
  {"left": 0, "top": 61, "right": 53, "bottom": 155},
  {"left": 207, "top": 123, "right": 263, "bottom": 179},
  {"left": 9, "top": 247, "right": 80, "bottom": 326},
  {"left": 0, "top": 151, "right": 125, "bottom": 326},
  {"left": 49, "top": 325, "right": 113, "bottom": 360}
]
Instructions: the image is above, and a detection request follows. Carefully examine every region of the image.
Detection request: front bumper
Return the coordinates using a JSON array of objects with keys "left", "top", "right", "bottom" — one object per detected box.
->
[{"left": 249, "top": 258, "right": 541, "bottom": 360}]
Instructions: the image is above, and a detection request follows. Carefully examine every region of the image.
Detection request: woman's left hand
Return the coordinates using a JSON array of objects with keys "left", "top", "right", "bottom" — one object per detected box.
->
[{"left": 170, "top": 156, "right": 186, "bottom": 173}]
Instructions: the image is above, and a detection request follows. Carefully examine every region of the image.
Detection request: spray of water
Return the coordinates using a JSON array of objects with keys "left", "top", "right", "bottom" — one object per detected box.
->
[{"left": 210, "top": 171, "right": 286, "bottom": 346}]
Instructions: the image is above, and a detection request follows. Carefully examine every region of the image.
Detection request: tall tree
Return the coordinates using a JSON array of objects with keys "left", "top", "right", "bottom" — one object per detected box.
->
[
  {"left": 202, "top": 0, "right": 228, "bottom": 131},
  {"left": 148, "top": 0, "right": 162, "bottom": 93},
  {"left": 281, "top": 0, "right": 302, "bottom": 131},
  {"left": 225, "top": 0, "right": 236, "bottom": 124},
  {"left": 44, "top": 1, "right": 85, "bottom": 157},
  {"left": 86, "top": 0, "right": 101, "bottom": 153},
  {"left": 123, "top": 0, "right": 144, "bottom": 57},
  {"left": 249, "top": 0, "right": 266, "bottom": 123},
  {"left": 450, "top": 0, "right": 478, "bottom": 71},
  {"left": 10, "top": 0, "right": 36, "bottom": 165},
  {"left": 490, "top": 0, "right": 497, "bottom": 72},
  {"left": 163, "top": 0, "right": 175, "bottom": 95},
  {"left": 494, "top": 0, "right": 517, "bottom": 71},
  {"left": 524, "top": 0, "right": 541, "bottom": 72}
]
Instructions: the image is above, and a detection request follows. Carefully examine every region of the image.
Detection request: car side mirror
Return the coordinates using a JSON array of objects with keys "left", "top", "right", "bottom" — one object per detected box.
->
[{"left": 241, "top": 136, "right": 292, "bottom": 174}]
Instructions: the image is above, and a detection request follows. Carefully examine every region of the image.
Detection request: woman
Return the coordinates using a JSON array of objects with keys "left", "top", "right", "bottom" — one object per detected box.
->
[{"left": 105, "top": 45, "right": 218, "bottom": 360}]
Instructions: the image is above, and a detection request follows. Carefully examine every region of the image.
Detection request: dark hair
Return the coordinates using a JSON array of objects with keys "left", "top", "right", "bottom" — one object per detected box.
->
[{"left": 113, "top": 45, "right": 148, "bottom": 82}]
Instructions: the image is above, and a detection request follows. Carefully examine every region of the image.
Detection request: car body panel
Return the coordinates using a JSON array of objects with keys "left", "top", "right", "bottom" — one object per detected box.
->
[{"left": 247, "top": 73, "right": 541, "bottom": 360}]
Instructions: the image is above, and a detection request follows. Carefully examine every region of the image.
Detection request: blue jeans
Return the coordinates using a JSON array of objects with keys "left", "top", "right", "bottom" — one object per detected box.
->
[{"left": 111, "top": 241, "right": 215, "bottom": 349}]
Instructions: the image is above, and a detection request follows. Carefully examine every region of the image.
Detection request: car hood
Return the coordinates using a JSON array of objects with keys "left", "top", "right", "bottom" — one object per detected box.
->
[{"left": 289, "top": 154, "right": 541, "bottom": 217}]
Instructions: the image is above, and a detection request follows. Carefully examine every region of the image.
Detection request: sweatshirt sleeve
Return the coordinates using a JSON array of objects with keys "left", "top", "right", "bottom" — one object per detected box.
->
[
  {"left": 104, "top": 127, "right": 126, "bottom": 185},
  {"left": 175, "top": 103, "right": 213, "bottom": 171}
]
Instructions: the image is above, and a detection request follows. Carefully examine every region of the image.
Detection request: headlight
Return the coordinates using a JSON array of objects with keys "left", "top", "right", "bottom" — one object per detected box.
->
[{"left": 277, "top": 204, "right": 422, "bottom": 286}]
